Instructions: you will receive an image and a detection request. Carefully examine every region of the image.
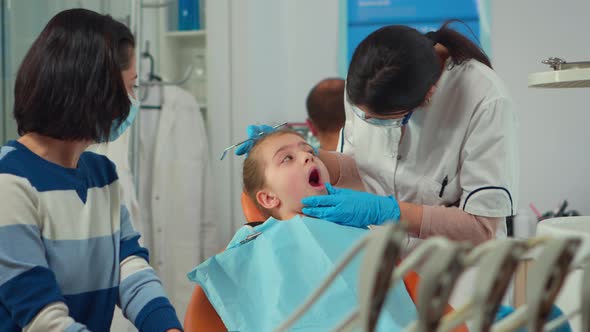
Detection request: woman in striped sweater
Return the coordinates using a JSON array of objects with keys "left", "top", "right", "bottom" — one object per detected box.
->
[{"left": 0, "top": 8, "right": 182, "bottom": 332}]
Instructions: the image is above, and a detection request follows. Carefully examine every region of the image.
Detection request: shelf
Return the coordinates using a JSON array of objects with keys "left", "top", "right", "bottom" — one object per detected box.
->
[
  {"left": 528, "top": 67, "right": 590, "bottom": 88},
  {"left": 165, "top": 30, "right": 206, "bottom": 39}
]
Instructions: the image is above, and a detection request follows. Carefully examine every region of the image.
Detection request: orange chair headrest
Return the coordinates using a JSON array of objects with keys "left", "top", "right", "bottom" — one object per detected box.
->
[{"left": 241, "top": 191, "right": 267, "bottom": 222}]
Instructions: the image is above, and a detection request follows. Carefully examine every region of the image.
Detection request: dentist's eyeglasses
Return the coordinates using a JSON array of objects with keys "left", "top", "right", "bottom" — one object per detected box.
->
[{"left": 350, "top": 105, "right": 412, "bottom": 128}]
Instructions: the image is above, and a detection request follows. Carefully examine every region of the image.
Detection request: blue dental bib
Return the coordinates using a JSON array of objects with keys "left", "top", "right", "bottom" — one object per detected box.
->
[{"left": 188, "top": 215, "right": 417, "bottom": 331}]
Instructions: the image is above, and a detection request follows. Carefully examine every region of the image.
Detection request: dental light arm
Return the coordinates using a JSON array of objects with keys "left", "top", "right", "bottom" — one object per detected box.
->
[
  {"left": 351, "top": 235, "right": 470, "bottom": 332},
  {"left": 543, "top": 254, "right": 590, "bottom": 332},
  {"left": 408, "top": 241, "right": 472, "bottom": 332},
  {"left": 279, "top": 228, "right": 583, "bottom": 332},
  {"left": 391, "top": 238, "right": 457, "bottom": 286},
  {"left": 356, "top": 224, "right": 409, "bottom": 332},
  {"left": 340, "top": 237, "right": 459, "bottom": 332},
  {"left": 526, "top": 238, "right": 580, "bottom": 332},
  {"left": 491, "top": 237, "right": 581, "bottom": 332},
  {"left": 340, "top": 236, "right": 458, "bottom": 332},
  {"left": 438, "top": 240, "right": 528, "bottom": 332},
  {"left": 276, "top": 223, "right": 408, "bottom": 332}
]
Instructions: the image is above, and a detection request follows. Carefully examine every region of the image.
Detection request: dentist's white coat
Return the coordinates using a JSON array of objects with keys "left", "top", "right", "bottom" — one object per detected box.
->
[
  {"left": 340, "top": 58, "right": 519, "bottom": 310},
  {"left": 341, "top": 58, "right": 518, "bottom": 231}
]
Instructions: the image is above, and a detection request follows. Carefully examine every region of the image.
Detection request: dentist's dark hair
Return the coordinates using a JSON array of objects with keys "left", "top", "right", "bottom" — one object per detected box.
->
[
  {"left": 13, "top": 8, "right": 135, "bottom": 141},
  {"left": 346, "top": 20, "right": 491, "bottom": 116}
]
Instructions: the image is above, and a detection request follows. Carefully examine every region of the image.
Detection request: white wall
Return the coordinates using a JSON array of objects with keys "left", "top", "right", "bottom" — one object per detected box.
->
[
  {"left": 491, "top": 0, "right": 590, "bottom": 217},
  {"left": 492, "top": 2, "right": 590, "bottom": 329},
  {"left": 207, "top": 0, "right": 340, "bottom": 243},
  {"left": 282, "top": 1, "right": 341, "bottom": 121}
]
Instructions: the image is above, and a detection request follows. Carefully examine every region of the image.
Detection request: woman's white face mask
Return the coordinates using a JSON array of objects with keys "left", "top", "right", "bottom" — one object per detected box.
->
[{"left": 350, "top": 105, "right": 413, "bottom": 128}]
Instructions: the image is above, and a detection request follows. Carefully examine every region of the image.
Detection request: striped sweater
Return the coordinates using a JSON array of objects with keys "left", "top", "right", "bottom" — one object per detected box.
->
[{"left": 0, "top": 140, "right": 182, "bottom": 331}]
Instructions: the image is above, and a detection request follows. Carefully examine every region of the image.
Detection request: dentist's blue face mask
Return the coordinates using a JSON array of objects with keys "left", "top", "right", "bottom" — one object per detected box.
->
[
  {"left": 351, "top": 105, "right": 413, "bottom": 128},
  {"left": 98, "top": 94, "right": 139, "bottom": 143}
]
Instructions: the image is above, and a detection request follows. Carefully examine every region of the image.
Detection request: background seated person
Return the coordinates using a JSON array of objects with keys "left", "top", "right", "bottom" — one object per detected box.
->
[{"left": 305, "top": 78, "right": 346, "bottom": 151}]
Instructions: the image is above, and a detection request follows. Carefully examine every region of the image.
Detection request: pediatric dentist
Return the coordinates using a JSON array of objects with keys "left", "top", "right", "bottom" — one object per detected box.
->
[
  {"left": 0, "top": 9, "right": 182, "bottom": 332},
  {"left": 303, "top": 22, "right": 518, "bottom": 245}
]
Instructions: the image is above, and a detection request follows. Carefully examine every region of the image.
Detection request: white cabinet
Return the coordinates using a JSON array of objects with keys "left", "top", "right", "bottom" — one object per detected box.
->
[{"left": 156, "top": 1, "right": 208, "bottom": 111}]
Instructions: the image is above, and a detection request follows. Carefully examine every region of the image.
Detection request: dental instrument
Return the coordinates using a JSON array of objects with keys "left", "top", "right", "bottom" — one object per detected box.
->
[{"left": 220, "top": 122, "right": 287, "bottom": 160}]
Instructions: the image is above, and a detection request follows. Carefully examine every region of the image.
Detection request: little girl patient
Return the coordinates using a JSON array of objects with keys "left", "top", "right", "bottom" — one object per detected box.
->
[
  {"left": 242, "top": 129, "right": 330, "bottom": 221},
  {"left": 187, "top": 129, "right": 417, "bottom": 332}
]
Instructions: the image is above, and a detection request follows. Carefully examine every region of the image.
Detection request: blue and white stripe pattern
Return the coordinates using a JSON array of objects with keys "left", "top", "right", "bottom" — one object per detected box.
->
[{"left": 0, "top": 141, "right": 181, "bottom": 332}]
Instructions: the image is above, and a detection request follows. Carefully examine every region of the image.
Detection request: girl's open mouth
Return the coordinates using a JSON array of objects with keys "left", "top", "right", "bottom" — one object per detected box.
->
[{"left": 308, "top": 168, "right": 322, "bottom": 187}]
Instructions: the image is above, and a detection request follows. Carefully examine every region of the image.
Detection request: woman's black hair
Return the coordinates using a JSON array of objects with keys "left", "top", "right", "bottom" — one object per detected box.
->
[
  {"left": 426, "top": 19, "right": 491, "bottom": 69},
  {"left": 13, "top": 8, "right": 135, "bottom": 141},
  {"left": 346, "top": 20, "right": 491, "bottom": 115}
]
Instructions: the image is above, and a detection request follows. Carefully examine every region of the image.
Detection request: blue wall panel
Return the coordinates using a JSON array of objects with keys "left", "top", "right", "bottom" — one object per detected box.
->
[
  {"left": 345, "top": 0, "right": 482, "bottom": 66},
  {"left": 347, "top": 19, "right": 480, "bottom": 63},
  {"left": 348, "top": 0, "right": 479, "bottom": 25}
]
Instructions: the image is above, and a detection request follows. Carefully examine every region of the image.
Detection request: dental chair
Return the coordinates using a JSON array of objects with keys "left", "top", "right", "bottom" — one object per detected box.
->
[{"left": 184, "top": 192, "right": 466, "bottom": 332}]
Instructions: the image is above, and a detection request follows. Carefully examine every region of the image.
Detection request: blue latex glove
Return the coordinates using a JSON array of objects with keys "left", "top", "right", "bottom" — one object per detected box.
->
[
  {"left": 301, "top": 183, "right": 400, "bottom": 228},
  {"left": 234, "top": 124, "right": 276, "bottom": 156}
]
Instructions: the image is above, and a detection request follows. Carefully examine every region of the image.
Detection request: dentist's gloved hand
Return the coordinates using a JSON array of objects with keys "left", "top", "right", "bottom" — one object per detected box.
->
[
  {"left": 235, "top": 124, "right": 276, "bottom": 156},
  {"left": 302, "top": 183, "right": 400, "bottom": 228}
]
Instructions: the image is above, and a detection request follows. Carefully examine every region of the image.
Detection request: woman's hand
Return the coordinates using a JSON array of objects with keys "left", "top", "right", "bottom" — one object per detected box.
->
[{"left": 302, "top": 183, "right": 400, "bottom": 228}]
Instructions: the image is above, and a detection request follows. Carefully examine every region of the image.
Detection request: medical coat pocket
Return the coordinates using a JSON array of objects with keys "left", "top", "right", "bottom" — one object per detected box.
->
[{"left": 418, "top": 175, "right": 460, "bottom": 206}]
